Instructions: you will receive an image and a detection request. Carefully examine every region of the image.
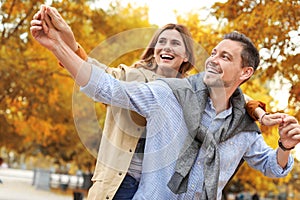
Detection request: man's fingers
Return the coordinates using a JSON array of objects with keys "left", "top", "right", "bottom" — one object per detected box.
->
[
  {"left": 40, "top": 5, "right": 47, "bottom": 20},
  {"left": 280, "top": 123, "right": 300, "bottom": 136},
  {"left": 33, "top": 11, "right": 42, "bottom": 20},
  {"left": 44, "top": 13, "right": 54, "bottom": 30},
  {"left": 283, "top": 116, "right": 298, "bottom": 125},
  {"left": 30, "top": 26, "right": 43, "bottom": 32},
  {"left": 279, "top": 116, "right": 297, "bottom": 128},
  {"left": 50, "top": 6, "right": 61, "bottom": 19},
  {"left": 46, "top": 7, "right": 56, "bottom": 19},
  {"left": 42, "top": 20, "right": 49, "bottom": 34},
  {"left": 30, "top": 19, "right": 42, "bottom": 26},
  {"left": 30, "top": 26, "right": 42, "bottom": 38},
  {"left": 290, "top": 128, "right": 300, "bottom": 140},
  {"left": 45, "top": 7, "right": 64, "bottom": 30}
]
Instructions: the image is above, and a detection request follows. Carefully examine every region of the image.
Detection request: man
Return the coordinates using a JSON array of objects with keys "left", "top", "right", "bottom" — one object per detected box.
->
[{"left": 31, "top": 8, "right": 300, "bottom": 200}]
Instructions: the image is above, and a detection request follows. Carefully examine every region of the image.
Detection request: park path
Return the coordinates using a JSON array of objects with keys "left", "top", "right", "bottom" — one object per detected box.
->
[{"left": 0, "top": 168, "right": 80, "bottom": 200}]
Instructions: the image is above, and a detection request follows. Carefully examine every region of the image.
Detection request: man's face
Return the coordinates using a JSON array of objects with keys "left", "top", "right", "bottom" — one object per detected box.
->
[{"left": 204, "top": 39, "right": 245, "bottom": 89}]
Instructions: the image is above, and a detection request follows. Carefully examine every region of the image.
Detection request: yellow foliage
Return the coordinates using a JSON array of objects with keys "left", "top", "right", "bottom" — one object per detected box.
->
[
  {"left": 0, "top": 0, "right": 151, "bottom": 168},
  {"left": 48, "top": 88, "right": 59, "bottom": 106},
  {"left": 1, "top": 0, "right": 299, "bottom": 188}
]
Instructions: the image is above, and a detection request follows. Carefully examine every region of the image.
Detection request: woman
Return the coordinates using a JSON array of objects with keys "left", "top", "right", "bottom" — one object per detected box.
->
[{"left": 30, "top": 6, "right": 284, "bottom": 200}]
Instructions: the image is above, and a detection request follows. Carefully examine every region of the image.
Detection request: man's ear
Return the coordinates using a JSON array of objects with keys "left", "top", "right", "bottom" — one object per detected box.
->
[{"left": 241, "top": 66, "right": 254, "bottom": 80}]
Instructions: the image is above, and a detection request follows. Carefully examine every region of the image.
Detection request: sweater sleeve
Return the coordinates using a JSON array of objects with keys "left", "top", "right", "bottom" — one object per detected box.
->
[{"left": 246, "top": 100, "right": 266, "bottom": 120}]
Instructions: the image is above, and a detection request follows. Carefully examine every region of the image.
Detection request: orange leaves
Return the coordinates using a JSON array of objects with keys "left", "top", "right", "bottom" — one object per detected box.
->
[
  {"left": 1, "top": 0, "right": 153, "bottom": 167},
  {"left": 290, "top": 83, "right": 300, "bottom": 105},
  {"left": 48, "top": 88, "right": 59, "bottom": 106},
  {"left": 13, "top": 115, "right": 69, "bottom": 149}
]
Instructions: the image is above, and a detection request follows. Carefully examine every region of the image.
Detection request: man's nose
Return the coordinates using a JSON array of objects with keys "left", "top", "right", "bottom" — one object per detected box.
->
[
  {"left": 208, "top": 54, "right": 219, "bottom": 63},
  {"left": 207, "top": 57, "right": 219, "bottom": 68}
]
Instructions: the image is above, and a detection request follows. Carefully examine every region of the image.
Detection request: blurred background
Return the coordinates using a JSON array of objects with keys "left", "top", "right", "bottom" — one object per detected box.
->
[{"left": 0, "top": 0, "right": 300, "bottom": 199}]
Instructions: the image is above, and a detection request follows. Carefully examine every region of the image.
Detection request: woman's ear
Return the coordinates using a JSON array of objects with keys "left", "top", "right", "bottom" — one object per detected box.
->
[{"left": 183, "top": 54, "right": 189, "bottom": 63}]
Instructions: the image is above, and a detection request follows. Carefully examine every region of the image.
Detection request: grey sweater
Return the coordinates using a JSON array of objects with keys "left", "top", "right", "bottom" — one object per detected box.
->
[{"left": 162, "top": 72, "right": 260, "bottom": 199}]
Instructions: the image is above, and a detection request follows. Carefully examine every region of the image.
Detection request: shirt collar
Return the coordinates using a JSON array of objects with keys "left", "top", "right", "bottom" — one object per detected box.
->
[{"left": 207, "top": 97, "right": 232, "bottom": 119}]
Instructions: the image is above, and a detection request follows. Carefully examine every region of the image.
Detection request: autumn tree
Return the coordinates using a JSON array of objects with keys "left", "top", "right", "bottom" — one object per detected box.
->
[{"left": 0, "top": 0, "right": 152, "bottom": 171}]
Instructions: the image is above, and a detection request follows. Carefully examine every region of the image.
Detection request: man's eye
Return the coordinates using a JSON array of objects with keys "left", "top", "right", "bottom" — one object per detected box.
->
[{"left": 223, "top": 55, "right": 229, "bottom": 60}]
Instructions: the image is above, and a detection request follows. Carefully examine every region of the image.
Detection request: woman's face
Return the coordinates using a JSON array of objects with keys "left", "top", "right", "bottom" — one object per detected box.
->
[{"left": 154, "top": 29, "right": 188, "bottom": 77}]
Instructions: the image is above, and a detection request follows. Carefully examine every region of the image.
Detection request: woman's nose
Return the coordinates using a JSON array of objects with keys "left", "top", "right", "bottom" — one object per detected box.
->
[{"left": 163, "top": 44, "right": 172, "bottom": 52}]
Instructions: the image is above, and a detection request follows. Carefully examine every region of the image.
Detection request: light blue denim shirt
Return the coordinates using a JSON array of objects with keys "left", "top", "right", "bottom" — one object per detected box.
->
[{"left": 81, "top": 64, "right": 293, "bottom": 200}]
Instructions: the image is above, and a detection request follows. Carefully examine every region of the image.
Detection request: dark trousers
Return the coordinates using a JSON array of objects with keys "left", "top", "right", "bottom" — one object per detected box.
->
[{"left": 113, "top": 174, "right": 139, "bottom": 200}]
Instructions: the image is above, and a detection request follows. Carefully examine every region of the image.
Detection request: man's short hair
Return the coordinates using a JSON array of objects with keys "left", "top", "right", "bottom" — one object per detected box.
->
[{"left": 224, "top": 32, "right": 260, "bottom": 71}]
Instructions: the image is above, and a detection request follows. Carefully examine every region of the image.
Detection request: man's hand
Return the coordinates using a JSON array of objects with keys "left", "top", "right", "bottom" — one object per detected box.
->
[
  {"left": 32, "top": 5, "right": 78, "bottom": 51},
  {"left": 278, "top": 115, "right": 300, "bottom": 150},
  {"left": 30, "top": 8, "right": 63, "bottom": 52}
]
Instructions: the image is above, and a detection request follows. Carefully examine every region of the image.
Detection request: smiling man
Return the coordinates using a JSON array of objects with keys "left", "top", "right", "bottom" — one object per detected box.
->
[{"left": 31, "top": 16, "right": 300, "bottom": 199}]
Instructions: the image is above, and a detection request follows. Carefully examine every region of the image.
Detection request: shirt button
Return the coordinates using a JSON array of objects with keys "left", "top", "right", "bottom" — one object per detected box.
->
[
  {"left": 129, "top": 149, "right": 132, "bottom": 152},
  {"left": 118, "top": 172, "right": 122, "bottom": 176},
  {"left": 106, "top": 196, "right": 109, "bottom": 199},
  {"left": 191, "top": 184, "right": 195, "bottom": 188},
  {"left": 197, "top": 161, "right": 201, "bottom": 165}
]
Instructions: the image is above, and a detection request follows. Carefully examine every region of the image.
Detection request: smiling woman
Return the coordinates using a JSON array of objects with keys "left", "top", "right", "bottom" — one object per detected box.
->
[{"left": 154, "top": 29, "right": 190, "bottom": 78}]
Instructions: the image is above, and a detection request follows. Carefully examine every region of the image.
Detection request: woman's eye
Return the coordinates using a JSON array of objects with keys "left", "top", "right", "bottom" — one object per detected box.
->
[
  {"left": 172, "top": 41, "right": 180, "bottom": 46},
  {"left": 158, "top": 39, "right": 166, "bottom": 44}
]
